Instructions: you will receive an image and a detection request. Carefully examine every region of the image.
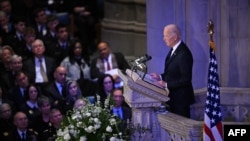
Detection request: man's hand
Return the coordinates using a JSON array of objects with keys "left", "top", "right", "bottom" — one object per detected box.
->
[
  {"left": 155, "top": 80, "right": 167, "bottom": 88},
  {"left": 150, "top": 73, "right": 161, "bottom": 81}
]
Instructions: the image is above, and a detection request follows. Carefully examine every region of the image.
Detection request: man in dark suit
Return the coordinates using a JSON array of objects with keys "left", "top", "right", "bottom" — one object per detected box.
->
[
  {"left": 4, "top": 16, "right": 26, "bottom": 56},
  {"left": 30, "top": 7, "right": 48, "bottom": 40},
  {"left": 8, "top": 71, "right": 29, "bottom": 111},
  {"left": 10, "top": 112, "right": 38, "bottom": 141},
  {"left": 43, "top": 66, "right": 67, "bottom": 114},
  {"left": 0, "top": 54, "right": 23, "bottom": 95},
  {"left": 45, "top": 23, "right": 71, "bottom": 66},
  {"left": 0, "top": 103, "right": 15, "bottom": 141},
  {"left": 23, "top": 39, "right": 56, "bottom": 90},
  {"left": 150, "top": 24, "right": 195, "bottom": 118},
  {"left": 90, "top": 41, "right": 130, "bottom": 86},
  {"left": 111, "top": 88, "right": 132, "bottom": 130}
]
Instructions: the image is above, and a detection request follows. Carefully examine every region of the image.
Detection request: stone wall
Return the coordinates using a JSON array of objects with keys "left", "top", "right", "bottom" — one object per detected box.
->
[{"left": 101, "top": 0, "right": 146, "bottom": 60}]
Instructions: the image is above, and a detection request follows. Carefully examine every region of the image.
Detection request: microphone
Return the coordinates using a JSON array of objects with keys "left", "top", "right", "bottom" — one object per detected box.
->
[{"left": 134, "top": 54, "right": 152, "bottom": 64}]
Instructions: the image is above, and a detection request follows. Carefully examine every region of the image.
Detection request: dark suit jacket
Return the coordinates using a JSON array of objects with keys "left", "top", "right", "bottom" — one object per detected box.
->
[
  {"left": 111, "top": 106, "right": 132, "bottom": 131},
  {"left": 161, "top": 41, "right": 195, "bottom": 117},
  {"left": 7, "top": 128, "right": 38, "bottom": 141},
  {"left": 0, "top": 71, "right": 16, "bottom": 95},
  {"left": 43, "top": 81, "right": 67, "bottom": 113},
  {"left": 90, "top": 52, "right": 131, "bottom": 79},
  {"left": 23, "top": 56, "right": 56, "bottom": 84},
  {"left": 7, "top": 86, "right": 27, "bottom": 111},
  {"left": 45, "top": 40, "right": 71, "bottom": 66},
  {"left": 5, "top": 34, "right": 26, "bottom": 55}
]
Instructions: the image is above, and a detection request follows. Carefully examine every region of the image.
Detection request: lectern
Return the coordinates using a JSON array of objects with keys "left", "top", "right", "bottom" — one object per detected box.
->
[{"left": 118, "top": 69, "right": 169, "bottom": 141}]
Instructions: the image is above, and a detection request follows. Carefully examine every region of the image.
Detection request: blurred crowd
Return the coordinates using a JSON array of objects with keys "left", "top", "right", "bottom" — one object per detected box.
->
[{"left": 0, "top": 0, "right": 132, "bottom": 141}]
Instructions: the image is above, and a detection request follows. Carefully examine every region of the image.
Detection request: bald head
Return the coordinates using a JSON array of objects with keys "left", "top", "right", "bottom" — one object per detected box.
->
[
  {"left": 54, "top": 66, "right": 67, "bottom": 84},
  {"left": 14, "top": 112, "right": 28, "bottom": 131}
]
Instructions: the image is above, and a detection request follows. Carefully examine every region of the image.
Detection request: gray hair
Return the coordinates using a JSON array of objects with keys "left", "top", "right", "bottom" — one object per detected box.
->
[{"left": 10, "top": 54, "right": 22, "bottom": 63}]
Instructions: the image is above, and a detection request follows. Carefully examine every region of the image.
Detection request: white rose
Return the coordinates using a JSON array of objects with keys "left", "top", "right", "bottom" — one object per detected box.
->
[
  {"left": 63, "top": 133, "right": 71, "bottom": 141},
  {"left": 110, "top": 137, "right": 117, "bottom": 141},
  {"left": 94, "top": 118, "right": 99, "bottom": 123},
  {"left": 57, "top": 129, "right": 64, "bottom": 136},
  {"left": 94, "top": 123, "right": 101, "bottom": 129},
  {"left": 86, "top": 112, "right": 91, "bottom": 117},
  {"left": 106, "top": 126, "right": 113, "bottom": 132},
  {"left": 85, "top": 125, "right": 94, "bottom": 133},
  {"left": 77, "top": 121, "right": 83, "bottom": 127},
  {"left": 80, "top": 136, "right": 87, "bottom": 141},
  {"left": 109, "top": 118, "right": 116, "bottom": 125}
]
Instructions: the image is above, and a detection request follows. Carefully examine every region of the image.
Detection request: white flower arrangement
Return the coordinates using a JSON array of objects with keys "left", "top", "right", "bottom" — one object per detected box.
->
[{"left": 56, "top": 95, "right": 130, "bottom": 141}]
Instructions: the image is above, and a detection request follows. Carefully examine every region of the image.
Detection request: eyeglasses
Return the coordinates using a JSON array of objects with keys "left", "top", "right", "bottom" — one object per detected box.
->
[
  {"left": 1, "top": 109, "right": 11, "bottom": 114},
  {"left": 104, "top": 81, "right": 112, "bottom": 85}
]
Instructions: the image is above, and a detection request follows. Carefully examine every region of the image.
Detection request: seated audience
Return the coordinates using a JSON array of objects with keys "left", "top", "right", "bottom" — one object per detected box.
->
[
  {"left": 40, "top": 108, "right": 63, "bottom": 141},
  {"left": 8, "top": 71, "right": 29, "bottom": 111},
  {"left": 0, "top": 45, "right": 15, "bottom": 75},
  {"left": 64, "top": 80, "right": 82, "bottom": 112},
  {"left": 34, "top": 95, "right": 52, "bottom": 140},
  {"left": 11, "top": 111, "right": 38, "bottom": 141},
  {"left": 22, "top": 39, "right": 56, "bottom": 89},
  {"left": 0, "top": 103, "right": 15, "bottom": 141},
  {"left": 111, "top": 88, "right": 132, "bottom": 130},
  {"left": 73, "top": 98, "right": 87, "bottom": 110},
  {"left": 90, "top": 41, "right": 130, "bottom": 88},
  {"left": 60, "top": 39, "right": 91, "bottom": 81},
  {"left": 0, "top": 54, "right": 23, "bottom": 95},
  {"left": 43, "top": 66, "right": 67, "bottom": 114},
  {"left": 96, "top": 74, "right": 115, "bottom": 106},
  {"left": 19, "top": 84, "right": 42, "bottom": 128}
]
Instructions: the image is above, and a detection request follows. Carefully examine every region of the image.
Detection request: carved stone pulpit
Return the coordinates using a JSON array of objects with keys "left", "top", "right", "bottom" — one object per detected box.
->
[{"left": 118, "top": 69, "right": 169, "bottom": 141}]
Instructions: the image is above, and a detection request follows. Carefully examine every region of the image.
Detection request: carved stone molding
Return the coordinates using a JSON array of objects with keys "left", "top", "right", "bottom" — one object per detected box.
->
[
  {"left": 102, "top": 19, "right": 146, "bottom": 33},
  {"left": 191, "top": 87, "right": 250, "bottom": 122}
]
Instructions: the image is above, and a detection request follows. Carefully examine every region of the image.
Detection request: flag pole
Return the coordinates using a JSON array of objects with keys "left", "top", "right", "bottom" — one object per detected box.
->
[{"left": 203, "top": 19, "right": 223, "bottom": 141}]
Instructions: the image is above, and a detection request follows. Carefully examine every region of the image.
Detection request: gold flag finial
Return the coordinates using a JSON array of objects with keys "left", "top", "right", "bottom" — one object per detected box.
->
[{"left": 207, "top": 19, "right": 216, "bottom": 50}]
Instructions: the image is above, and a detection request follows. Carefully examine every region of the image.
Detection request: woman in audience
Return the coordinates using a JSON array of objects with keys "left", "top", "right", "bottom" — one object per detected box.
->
[
  {"left": 73, "top": 98, "right": 87, "bottom": 110},
  {"left": 34, "top": 95, "right": 52, "bottom": 140},
  {"left": 60, "top": 39, "right": 91, "bottom": 81},
  {"left": 97, "top": 74, "right": 115, "bottom": 106},
  {"left": 0, "top": 45, "right": 15, "bottom": 74},
  {"left": 19, "top": 83, "right": 42, "bottom": 128},
  {"left": 64, "top": 80, "right": 82, "bottom": 112}
]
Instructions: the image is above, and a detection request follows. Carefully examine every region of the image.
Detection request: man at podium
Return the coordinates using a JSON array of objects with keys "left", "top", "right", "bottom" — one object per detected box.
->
[{"left": 150, "top": 24, "right": 195, "bottom": 118}]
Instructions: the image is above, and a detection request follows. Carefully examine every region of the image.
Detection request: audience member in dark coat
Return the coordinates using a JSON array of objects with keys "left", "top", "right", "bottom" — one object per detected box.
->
[
  {"left": 90, "top": 41, "right": 130, "bottom": 80},
  {"left": 22, "top": 39, "right": 56, "bottom": 90},
  {"left": 0, "top": 103, "right": 15, "bottom": 141},
  {"left": 110, "top": 88, "right": 132, "bottom": 132},
  {"left": 8, "top": 112, "right": 38, "bottom": 141},
  {"left": 43, "top": 66, "right": 68, "bottom": 114},
  {"left": 8, "top": 71, "right": 30, "bottom": 111},
  {"left": 0, "top": 54, "right": 23, "bottom": 96},
  {"left": 19, "top": 84, "right": 42, "bottom": 128}
]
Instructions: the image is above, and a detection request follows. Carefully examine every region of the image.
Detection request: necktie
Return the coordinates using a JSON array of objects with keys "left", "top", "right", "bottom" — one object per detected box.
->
[
  {"left": 22, "top": 88, "right": 26, "bottom": 97},
  {"left": 19, "top": 34, "right": 24, "bottom": 41},
  {"left": 61, "top": 43, "right": 66, "bottom": 49},
  {"left": 116, "top": 110, "right": 122, "bottom": 119},
  {"left": 167, "top": 48, "right": 173, "bottom": 59},
  {"left": 59, "top": 84, "right": 64, "bottom": 95},
  {"left": 39, "top": 59, "right": 48, "bottom": 82},
  {"left": 106, "top": 59, "right": 111, "bottom": 71},
  {"left": 40, "top": 25, "right": 44, "bottom": 34},
  {"left": 170, "top": 48, "right": 174, "bottom": 56},
  {"left": 21, "top": 132, "right": 25, "bottom": 141}
]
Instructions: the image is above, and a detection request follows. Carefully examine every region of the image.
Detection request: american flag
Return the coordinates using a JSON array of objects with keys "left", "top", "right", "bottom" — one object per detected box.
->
[{"left": 203, "top": 47, "right": 223, "bottom": 141}]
